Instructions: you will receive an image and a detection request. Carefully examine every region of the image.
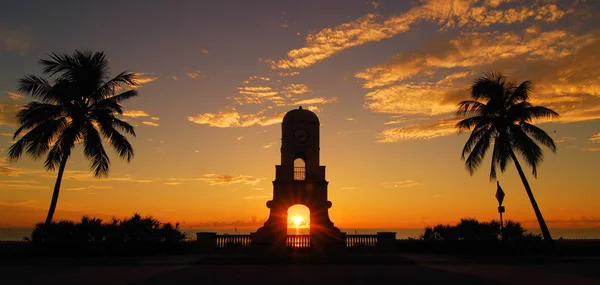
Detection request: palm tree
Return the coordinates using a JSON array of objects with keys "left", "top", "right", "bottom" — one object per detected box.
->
[
  {"left": 456, "top": 72, "right": 559, "bottom": 242},
  {"left": 7, "top": 50, "right": 138, "bottom": 224}
]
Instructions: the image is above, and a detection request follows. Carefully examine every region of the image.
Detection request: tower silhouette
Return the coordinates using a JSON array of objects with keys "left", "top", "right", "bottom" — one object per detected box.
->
[{"left": 253, "top": 106, "right": 343, "bottom": 251}]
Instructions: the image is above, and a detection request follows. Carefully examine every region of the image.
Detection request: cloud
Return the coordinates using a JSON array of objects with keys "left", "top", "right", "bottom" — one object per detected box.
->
[
  {"left": 0, "top": 200, "right": 37, "bottom": 206},
  {"left": 188, "top": 109, "right": 285, "bottom": 128},
  {"left": 381, "top": 180, "right": 422, "bottom": 188},
  {"left": 279, "top": 71, "right": 300, "bottom": 77},
  {"left": 0, "top": 103, "right": 20, "bottom": 126},
  {"left": 201, "top": 174, "right": 263, "bottom": 186},
  {"left": 377, "top": 118, "right": 460, "bottom": 142},
  {"left": 582, "top": 148, "right": 600, "bottom": 152},
  {"left": 200, "top": 49, "right": 209, "bottom": 54},
  {"left": 7, "top": 91, "right": 24, "bottom": 100},
  {"left": 235, "top": 86, "right": 282, "bottom": 105},
  {"left": 243, "top": 195, "right": 271, "bottom": 200},
  {"left": 0, "top": 166, "right": 23, "bottom": 177},
  {"left": 283, "top": 84, "right": 310, "bottom": 96},
  {"left": 0, "top": 26, "right": 31, "bottom": 54},
  {"left": 187, "top": 71, "right": 204, "bottom": 79},
  {"left": 364, "top": 84, "right": 457, "bottom": 116},
  {"left": 356, "top": 29, "right": 585, "bottom": 89},
  {"left": 122, "top": 110, "right": 150, "bottom": 118},
  {"left": 590, "top": 133, "right": 600, "bottom": 143},
  {"left": 242, "top": 76, "right": 271, "bottom": 84},
  {"left": 132, "top": 73, "right": 158, "bottom": 86},
  {"left": 142, "top": 121, "right": 159, "bottom": 127},
  {"left": 150, "top": 117, "right": 160, "bottom": 121},
  {"left": 293, "top": 97, "right": 338, "bottom": 105},
  {"left": 270, "top": 0, "right": 569, "bottom": 69}
]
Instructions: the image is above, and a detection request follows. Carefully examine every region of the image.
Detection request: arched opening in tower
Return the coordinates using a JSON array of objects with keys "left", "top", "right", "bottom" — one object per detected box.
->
[
  {"left": 287, "top": 204, "right": 310, "bottom": 235},
  {"left": 293, "top": 158, "right": 306, "bottom": 180}
]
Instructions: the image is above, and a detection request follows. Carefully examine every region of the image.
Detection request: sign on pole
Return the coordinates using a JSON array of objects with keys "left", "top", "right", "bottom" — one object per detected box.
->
[{"left": 496, "top": 181, "right": 505, "bottom": 206}]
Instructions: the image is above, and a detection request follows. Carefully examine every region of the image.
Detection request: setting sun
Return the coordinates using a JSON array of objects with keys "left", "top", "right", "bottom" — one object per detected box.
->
[{"left": 291, "top": 216, "right": 304, "bottom": 228}]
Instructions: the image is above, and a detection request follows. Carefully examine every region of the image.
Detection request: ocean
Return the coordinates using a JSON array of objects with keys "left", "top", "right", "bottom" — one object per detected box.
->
[{"left": 1, "top": 227, "right": 600, "bottom": 241}]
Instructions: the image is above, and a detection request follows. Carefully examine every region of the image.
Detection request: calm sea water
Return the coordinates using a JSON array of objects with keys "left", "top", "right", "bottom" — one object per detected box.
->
[{"left": 2, "top": 227, "right": 599, "bottom": 241}]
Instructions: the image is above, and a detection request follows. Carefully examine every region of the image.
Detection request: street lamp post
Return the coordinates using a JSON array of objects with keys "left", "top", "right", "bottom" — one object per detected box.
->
[{"left": 496, "top": 181, "right": 506, "bottom": 240}]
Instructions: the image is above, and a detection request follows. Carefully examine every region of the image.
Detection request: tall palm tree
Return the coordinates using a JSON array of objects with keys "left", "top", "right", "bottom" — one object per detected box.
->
[
  {"left": 456, "top": 72, "right": 559, "bottom": 241},
  {"left": 7, "top": 50, "right": 138, "bottom": 224}
]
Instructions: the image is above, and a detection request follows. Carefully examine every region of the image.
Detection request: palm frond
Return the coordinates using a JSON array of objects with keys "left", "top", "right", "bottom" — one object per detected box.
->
[
  {"left": 511, "top": 126, "right": 543, "bottom": 177},
  {"left": 456, "top": 100, "right": 486, "bottom": 116},
  {"left": 507, "top": 80, "right": 532, "bottom": 106},
  {"left": 100, "top": 125, "right": 134, "bottom": 162},
  {"left": 17, "top": 75, "right": 58, "bottom": 103},
  {"left": 464, "top": 128, "right": 493, "bottom": 175},
  {"left": 95, "top": 72, "right": 138, "bottom": 100},
  {"left": 520, "top": 122, "right": 556, "bottom": 153},
  {"left": 82, "top": 122, "right": 110, "bottom": 177},
  {"left": 461, "top": 121, "right": 491, "bottom": 159}
]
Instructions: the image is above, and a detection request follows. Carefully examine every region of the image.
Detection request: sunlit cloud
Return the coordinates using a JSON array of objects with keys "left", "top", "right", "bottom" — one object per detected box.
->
[
  {"left": 132, "top": 73, "right": 158, "bottom": 86},
  {"left": 187, "top": 70, "right": 204, "bottom": 79},
  {"left": 7, "top": 91, "right": 24, "bottom": 100},
  {"left": 590, "top": 133, "right": 600, "bottom": 143},
  {"left": 0, "top": 26, "right": 31, "bottom": 54},
  {"left": 279, "top": 71, "right": 300, "bottom": 77},
  {"left": 0, "top": 200, "right": 37, "bottom": 206},
  {"left": 187, "top": 109, "right": 285, "bottom": 128},
  {"left": 62, "top": 185, "right": 113, "bottom": 191},
  {"left": 122, "top": 110, "right": 150, "bottom": 118},
  {"left": 377, "top": 118, "right": 460, "bottom": 142},
  {"left": 242, "top": 76, "right": 271, "bottom": 84},
  {"left": 235, "top": 86, "right": 282, "bottom": 105},
  {"left": 200, "top": 48, "right": 209, "bottom": 54},
  {"left": 142, "top": 121, "right": 159, "bottom": 127},
  {"left": 307, "top": 106, "right": 321, "bottom": 113},
  {"left": 201, "top": 174, "right": 263, "bottom": 186},
  {"left": 243, "top": 195, "right": 271, "bottom": 200},
  {"left": 293, "top": 97, "right": 338, "bottom": 105},
  {"left": 283, "top": 83, "right": 309, "bottom": 96},
  {"left": 356, "top": 29, "right": 586, "bottom": 89},
  {"left": 237, "top": 136, "right": 244, "bottom": 141},
  {"left": 150, "top": 117, "right": 160, "bottom": 121},
  {"left": 381, "top": 180, "right": 422, "bottom": 188},
  {"left": 270, "top": 0, "right": 569, "bottom": 69},
  {"left": 582, "top": 148, "right": 600, "bottom": 152},
  {"left": 364, "top": 84, "right": 457, "bottom": 116},
  {"left": 0, "top": 166, "right": 24, "bottom": 177},
  {"left": 0, "top": 103, "right": 20, "bottom": 126}
]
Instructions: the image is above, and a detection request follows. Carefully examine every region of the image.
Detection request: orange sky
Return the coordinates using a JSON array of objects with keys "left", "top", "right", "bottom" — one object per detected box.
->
[{"left": 1, "top": 0, "right": 600, "bottom": 231}]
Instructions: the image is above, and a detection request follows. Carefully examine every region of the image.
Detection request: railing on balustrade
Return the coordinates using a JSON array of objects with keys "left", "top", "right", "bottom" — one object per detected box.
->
[
  {"left": 215, "top": 234, "right": 252, "bottom": 248},
  {"left": 212, "top": 234, "right": 381, "bottom": 249},
  {"left": 345, "top": 234, "right": 378, "bottom": 248},
  {"left": 287, "top": 234, "right": 311, "bottom": 248}
]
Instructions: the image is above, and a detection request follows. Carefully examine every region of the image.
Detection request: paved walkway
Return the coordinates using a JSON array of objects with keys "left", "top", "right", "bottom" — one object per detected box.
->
[{"left": 2, "top": 254, "right": 599, "bottom": 285}]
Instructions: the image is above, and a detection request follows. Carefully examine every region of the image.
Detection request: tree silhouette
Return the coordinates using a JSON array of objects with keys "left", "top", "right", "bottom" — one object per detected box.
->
[
  {"left": 8, "top": 50, "right": 138, "bottom": 224},
  {"left": 456, "top": 72, "right": 559, "bottom": 242}
]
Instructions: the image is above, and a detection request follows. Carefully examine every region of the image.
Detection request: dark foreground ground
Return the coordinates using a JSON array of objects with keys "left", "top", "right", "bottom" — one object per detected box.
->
[{"left": 2, "top": 254, "right": 600, "bottom": 285}]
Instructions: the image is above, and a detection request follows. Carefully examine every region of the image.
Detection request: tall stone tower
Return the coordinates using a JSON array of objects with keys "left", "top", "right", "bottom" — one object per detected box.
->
[{"left": 253, "top": 106, "right": 342, "bottom": 251}]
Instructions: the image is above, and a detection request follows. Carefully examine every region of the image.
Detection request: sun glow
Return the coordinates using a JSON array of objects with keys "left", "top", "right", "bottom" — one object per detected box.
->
[{"left": 291, "top": 216, "right": 304, "bottom": 228}]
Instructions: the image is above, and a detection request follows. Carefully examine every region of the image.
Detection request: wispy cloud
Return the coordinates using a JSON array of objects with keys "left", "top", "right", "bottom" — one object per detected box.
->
[
  {"left": 6, "top": 91, "right": 24, "bottom": 100},
  {"left": 283, "top": 84, "right": 309, "bottom": 96},
  {"left": 381, "top": 180, "right": 422, "bottom": 188},
  {"left": 590, "top": 133, "right": 600, "bottom": 143},
  {"left": 201, "top": 174, "right": 263, "bottom": 186},
  {"left": 188, "top": 109, "right": 285, "bottom": 128},
  {"left": 377, "top": 118, "right": 460, "bottom": 142},
  {"left": 270, "top": 1, "right": 569, "bottom": 69},
  {"left": 187, "top": 70, "right": 204, "bottom": 79},
  {"left": 132, "top": 73, "right": 158, "bottom": 86},
  {"left": 0, "top": 103, "right": 20, "bottom": 126},
  {"left": 122, "top": 110, "right": 150, "bottom": 118},
  {"left": 0, "top": 26, "right": 31, "bottom": 54},
  {"left": 142, "top": 121, "right": 159, "bottom": 127},
  {"left": 293, "top": 97, "right": 338, "bottom": 105}
]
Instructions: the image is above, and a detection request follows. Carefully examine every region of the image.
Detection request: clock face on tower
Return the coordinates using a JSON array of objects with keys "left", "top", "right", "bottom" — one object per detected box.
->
[{"left": 294, "top": 129, "right": 309, "bottom": 143}]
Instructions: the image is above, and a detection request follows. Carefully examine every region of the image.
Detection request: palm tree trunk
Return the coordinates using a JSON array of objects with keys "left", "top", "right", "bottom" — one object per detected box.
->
[
  {"left": 509, "top": 151, "right": 553, "bottom": 242},
  {"left": 44, "top": 154, "right": 69, "bottom": 225}
]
